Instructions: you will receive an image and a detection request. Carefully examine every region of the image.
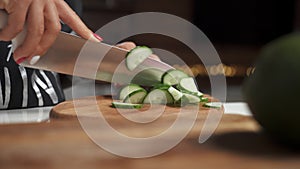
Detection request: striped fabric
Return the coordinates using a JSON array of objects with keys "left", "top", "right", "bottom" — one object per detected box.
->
[{"left": 0, "top": 41, "right": 65, "bottom": 109}]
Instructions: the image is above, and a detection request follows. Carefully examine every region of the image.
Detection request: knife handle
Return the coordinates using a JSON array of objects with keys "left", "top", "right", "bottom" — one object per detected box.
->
[{"left": 0, "top": 10, "right": 27, "bottom": 52}]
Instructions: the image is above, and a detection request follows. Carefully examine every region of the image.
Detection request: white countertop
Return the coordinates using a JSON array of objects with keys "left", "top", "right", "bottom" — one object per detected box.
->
[
  {"left": 0, "top": 107, "right": 52, "bottom": 124},
  {"left": 223, "top": 102, "right": 252, "bottom": 116},
  {"left": 0, "top": 102, "right": 252, "bottom": 124}
]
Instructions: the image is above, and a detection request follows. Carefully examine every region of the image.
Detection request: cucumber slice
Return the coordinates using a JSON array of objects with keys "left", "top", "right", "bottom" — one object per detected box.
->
[
  {"left": 143, "top": 89, "right": 173, "bottom": 104},
  {"left": 162, "top": 69, "right": 189, "bottom": 86},
  {"left": 167, "top": 86, "right": 183, "bottom": 101},
  {"left": 203, "top": 102, "right": 223, "bottom": 109},
  {"left": 112, "top": 102, "right": 143, "bottom": 109},
  {"left": 124, "top": 89, "right": 147, "bottom": 104},
  {"left": 119, "top": 84, "right": 144, "bottom": 100},
  {"left": 173, "top": 95, "right": 189, "bottom": 107},
  {"left": 183, "top": 93, "right": 201, "bottom": 103},
  {"left": 194, "top": 91, "right": 204, "bottom": 97},
  {"left": 179, "top": 77, "right": 198, "bottom": 92},
  {"left": 126, "top": 46, "right": 153, "bottom": 71},
  {"left": 131, "top": 68, "right": 164, "bottom": 86},
  {"left": 153, "top": 84, "right": 171, "bottom": 90},
  {"left": 177, "top": 77, "right": 203, "bottom": 97},
  {"left": 200, "top": 97, "right": 209, "bottom": 103}
]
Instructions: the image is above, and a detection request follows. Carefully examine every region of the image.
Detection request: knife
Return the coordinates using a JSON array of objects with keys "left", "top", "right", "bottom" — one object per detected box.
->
[{"left": 0, "top": 10, "right": 174, "bottom": 84}]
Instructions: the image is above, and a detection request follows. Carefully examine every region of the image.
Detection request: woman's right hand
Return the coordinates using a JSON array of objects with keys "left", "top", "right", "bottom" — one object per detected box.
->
[{"left": 0, "top": 0, "right": 101, "bottom": 64}]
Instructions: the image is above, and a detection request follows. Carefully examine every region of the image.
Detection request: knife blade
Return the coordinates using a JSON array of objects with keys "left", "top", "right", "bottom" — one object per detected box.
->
[
  {"left": 19, "top": 32, "right": 174, "bottom": 84},
  {"left": 0, "top": 10, "right": 174, "bottom": 84}
]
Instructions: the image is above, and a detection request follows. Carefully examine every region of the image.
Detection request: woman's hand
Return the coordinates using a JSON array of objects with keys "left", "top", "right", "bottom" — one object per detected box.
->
[{"left": 0, "top": 0, "right": 100, "bottom": 64}]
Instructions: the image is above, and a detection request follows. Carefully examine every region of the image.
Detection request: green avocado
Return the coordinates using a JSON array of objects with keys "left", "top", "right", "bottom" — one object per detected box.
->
[{"left": 243, "top": 33, "right": 300, "bottom": 147}]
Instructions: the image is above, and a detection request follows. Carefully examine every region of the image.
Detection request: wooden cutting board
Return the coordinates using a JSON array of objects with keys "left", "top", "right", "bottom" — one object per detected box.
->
[
  {"left": 50, "top": 95, "right": 220, "bottom": 118},
  {"left": 1, "top": 96, "right": 299, "bottom": 169},
  {"left": 50, "top": 95, "right": 223, "bottom": 138}
]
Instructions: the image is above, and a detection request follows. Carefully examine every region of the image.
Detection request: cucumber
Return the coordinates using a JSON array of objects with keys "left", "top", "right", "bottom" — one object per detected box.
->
[
  {"left": 162, "top": 69, "right": 189, "bottom": 86},
  {"left": 173, "top": 95, "right": 189, "bottom": 107},
  {"left": 167, "top": 86, "right": 183, "bottom": 101},
  {"left": 113, "top": 81, "right": 208, "bottom": 107},
  {"left": 195, "top": 91, "right": 204, "bottom": 97},
  {"left": 112, "top": 102, "right": 143, "bottom": 109},
  {"left": 126, "top": 46, "right": 153, "bottom": 71},
  {"left": 200, "top": 97, "right": 209, "bottom": 103},
  {"left": 119, "top": 84, "right": 144, "bottom": 100},
  {"left": 177, "top": 77, "right": 203, "bottom": 97},
  {"left": 131, "top": 68, "right": 164, "bottom": 86},
  {"left": 183, "top": 93, "right": 200, "bottom": 103},
  {"left": 178, "top": 77, "right": 198, "bottom": 92},
  {"left": 203, "top": 102, "right": 223, "bottom": 109},
  {"left": 153, "top": 83, "right": 170, "bottom": 90},
  {"left": 143, "top": 89, "right": 173, "bottom": 104},
  {"left": 124, "top": 89, "right": 147, "bottom": 104}
]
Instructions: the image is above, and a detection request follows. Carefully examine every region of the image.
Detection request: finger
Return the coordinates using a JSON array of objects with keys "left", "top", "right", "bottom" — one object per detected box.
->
[
  {"left": 55, "top": 0, "right": 97, "bottom": 42},
  {"left": 34, "top": 2, "right": 60, "bottom": 58},
  {"left": 13, "top": 1, "right": 45, "bottom": 60},
  {"left": 116, "top": 42, "right": 136, "bottom": 50},
  {"left": 0, "top": 7, "right": 28, "bottom": 41}
]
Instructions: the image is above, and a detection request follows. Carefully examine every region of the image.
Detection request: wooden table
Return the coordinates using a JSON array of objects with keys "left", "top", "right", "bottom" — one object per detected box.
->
[{"left": 0, "top": 96, "right": 299, "bottom": 169}]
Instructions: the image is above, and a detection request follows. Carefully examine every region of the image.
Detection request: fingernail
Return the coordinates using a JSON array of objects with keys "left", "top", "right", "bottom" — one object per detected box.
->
[
  {"left": 29, "top": 55, "right": 40, "bottom": 65},
  {"left": 93, "top": 33, "right": 103, "bottom": 41},
  {"left": 16, "top": 57, "right": 28, "bottom": 64}
]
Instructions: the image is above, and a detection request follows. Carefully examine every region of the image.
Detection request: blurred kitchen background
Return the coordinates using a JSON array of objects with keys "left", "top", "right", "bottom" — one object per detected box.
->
[{"left": 63, "top": 0, "right": 299, "bottom": 102}]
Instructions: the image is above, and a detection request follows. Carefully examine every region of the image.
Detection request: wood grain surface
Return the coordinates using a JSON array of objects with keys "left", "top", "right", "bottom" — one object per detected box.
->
[{"left": 0, "top": 96, "right": 299, "bottom": 169}]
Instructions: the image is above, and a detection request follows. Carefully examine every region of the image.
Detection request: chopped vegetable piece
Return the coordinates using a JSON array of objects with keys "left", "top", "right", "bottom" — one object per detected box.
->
[
  {"left": 183, "top": 93, "right": 201, "bottom": 103},
  {"left": 112, "top": 102, "right": 143, "bottom": 109},
  {"left": 124, "top": 89, "right": 147, "bottom": 104},
  {"left": 162, "top": 69, "right": 189, "bottom": 85},
  {"left": 126, "top": 46, "right": 153, "bottom": 71},
  {"left": 143, "top": 89, "right": 173, "bottom": 104},
  {"left": 153, "top": 83, "right": 171, "bottom": 90},
  {"left": 177, "top": 77, "right": 203, "bottom": 96},
  {"left": 204, "top": 102, "right": 223, "bottom": 109},
  {"left": 119, "top": 84, "right": 144, "bottom": 100},
  {"left": 167, "top": 86, "right": 183, "bottom": 101},
  {"left": 200, "top": 97, "right": 209, "bottom": 103}
]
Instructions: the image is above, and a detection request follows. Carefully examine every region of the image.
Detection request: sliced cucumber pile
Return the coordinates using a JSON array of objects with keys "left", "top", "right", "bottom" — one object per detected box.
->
[
  {"left": 112, "top": 45, "right": 219, "bottom": 109},
  {"left": 126, "top": 46, "right": 153, "bottom": 71},
  {"left": 112, "top": 68, "right": 219, "bottom": 108}
]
